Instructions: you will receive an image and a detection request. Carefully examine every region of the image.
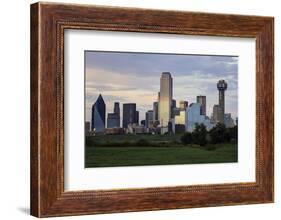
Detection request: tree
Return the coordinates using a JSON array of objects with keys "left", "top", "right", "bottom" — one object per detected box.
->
[
  {"left": 209, "top": 123, "right": 227, "bottom": 144},
  {"left": 181, "top": 132, "right": 193, "bottom": 145},
  {"left": 192, "top": 123, "right": 207, "bottom": 146},
  {"left": 226, "top": 125, "right": 238, "bottom": 143}
]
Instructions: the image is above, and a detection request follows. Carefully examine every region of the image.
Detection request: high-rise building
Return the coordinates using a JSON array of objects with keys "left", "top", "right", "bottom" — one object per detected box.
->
[
  {"left": 153, "top": 102, "right": 158, "bottom": 121},
  {"left": 175, "top": 109, "right": 187, "bottom": 125},
  {"left": 107, "top": 102, "right": 120, "bottom": 128},
  {"left": 187, "top": 103, "right": 213, "bottom": 132},
  {"left": 172, "top": 107, "right": 180, "bottom": 118},
  {"left": 217, "top": 79, "right": 227, "bottom": 124},
  {"left": 122, "top": 103, "right": 138, "bottom": 128},
  {"left": 179, "top": 101, "right": 188, "bottom": 110},
  {"left": 158, "top": 72, "right": 173, "bottom": 127},
  {"left": 107, "top": 113, "right": 120, "bottom": 128},
  {"left": 172, "top": 99, "right": 176, "bottom": 109},
  {"left": 135, "top": 111, "right": 139, "bottom": 125},
  {"left": 171, "top": 99, "right": 177, "bottom": 118},
  {"left": 224, "top": 113, "right": 235, "bottom": 128},
  {"left": 91, "top": 94, "right": 106, "bottom": 132},
  {"left": 113, "top": 102, "right": 120, "bottom": 115},
  {"left": 196, "top": 96, "right": 206, "bottom": 115},
  {"left": 212, "top": 104, "right": 220, "bottom": 123},
  {"left": 145, "top": 110, "right": 154, "bottom": 129}
]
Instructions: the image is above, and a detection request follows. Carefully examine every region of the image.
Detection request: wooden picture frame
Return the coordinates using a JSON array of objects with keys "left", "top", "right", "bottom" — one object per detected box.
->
[{"left": 30, "top": 2, "right": 274, "bottom": 217}]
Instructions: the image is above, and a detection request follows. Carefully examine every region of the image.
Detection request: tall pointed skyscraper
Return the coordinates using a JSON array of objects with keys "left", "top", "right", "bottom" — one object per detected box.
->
[
  {"left": 158, "top": 72, "right": 173, "bottom": 127},
  {"left": 91, "top": 94, "right": 106, "bottom": 132}
]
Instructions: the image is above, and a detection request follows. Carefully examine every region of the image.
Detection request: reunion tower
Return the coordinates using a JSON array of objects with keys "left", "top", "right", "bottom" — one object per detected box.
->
[{"left": 217, "top": 79, "right": 227, "bottom": 124}]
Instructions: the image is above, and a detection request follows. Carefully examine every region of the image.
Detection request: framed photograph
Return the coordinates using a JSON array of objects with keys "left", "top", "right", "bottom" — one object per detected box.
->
[{"left": 30, "top": 2, "right": 274, "bottom": 217}]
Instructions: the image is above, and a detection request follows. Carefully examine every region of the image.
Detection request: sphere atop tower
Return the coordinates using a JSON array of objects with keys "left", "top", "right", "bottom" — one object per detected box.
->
[{"left": 217, "top": 79, "right": 227, "bottom": 91}]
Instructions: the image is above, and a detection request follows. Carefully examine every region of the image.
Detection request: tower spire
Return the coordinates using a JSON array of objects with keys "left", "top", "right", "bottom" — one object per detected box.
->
[{"left": 217, "top": 79, "right": 227, "bottom": 124}]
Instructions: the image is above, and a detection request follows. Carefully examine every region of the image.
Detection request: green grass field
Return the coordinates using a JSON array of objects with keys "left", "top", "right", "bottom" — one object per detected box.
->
[{"left": 85, "top": 134, "right": 238, "bottom": 167}]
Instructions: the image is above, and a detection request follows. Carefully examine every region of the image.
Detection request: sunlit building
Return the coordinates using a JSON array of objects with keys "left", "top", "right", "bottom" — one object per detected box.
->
[
  {"left": 158, "top": 72, "right": 173, "bottom": 128},
  {"left": 179, "top": 101, "right": 188, "bottom": 110},
  {"left": 175, "top": 109, "right": 187, "bottom": 126}
]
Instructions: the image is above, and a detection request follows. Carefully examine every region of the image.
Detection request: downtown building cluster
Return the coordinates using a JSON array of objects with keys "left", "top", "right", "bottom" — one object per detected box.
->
[{"left": 86, "top": 72, "right": 236, "bottom": 135}]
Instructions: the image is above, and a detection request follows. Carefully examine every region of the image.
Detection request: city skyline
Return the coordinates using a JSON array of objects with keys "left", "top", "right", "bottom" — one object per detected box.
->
[{"left": 85, "top": 51, "right": 238, "bottom": 123}]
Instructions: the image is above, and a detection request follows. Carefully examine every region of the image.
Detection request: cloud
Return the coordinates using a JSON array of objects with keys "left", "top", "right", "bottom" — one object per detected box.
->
[{"left": 87, "top": 82, "right": 137, "bottom": 92}]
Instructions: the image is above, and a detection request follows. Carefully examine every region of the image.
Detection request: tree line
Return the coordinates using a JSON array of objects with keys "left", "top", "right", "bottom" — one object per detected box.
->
[{"left": 181, "top": 123, "right": 238, "bottom": 146}]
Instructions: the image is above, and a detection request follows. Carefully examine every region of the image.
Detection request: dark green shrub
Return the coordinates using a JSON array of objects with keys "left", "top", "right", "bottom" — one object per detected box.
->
[
  {"left": 209, "top": 123, "right": 227, "bottom": 144},
  {"left": 206, "top": 145, "right": 216, "bottom": 151},
  {"left": 181, "top": 132, "right": 193, "bottom": 145},
  {"left": 135, "top": 139, "right": 150, "bottom": 146},
  {"left": 192, "top": 123, "right": 207, "bottom": 146}
]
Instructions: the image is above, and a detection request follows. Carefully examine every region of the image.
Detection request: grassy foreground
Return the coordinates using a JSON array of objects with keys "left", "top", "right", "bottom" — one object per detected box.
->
[{"left": 85, "top": 134, "right": 237, "bottom": 167}]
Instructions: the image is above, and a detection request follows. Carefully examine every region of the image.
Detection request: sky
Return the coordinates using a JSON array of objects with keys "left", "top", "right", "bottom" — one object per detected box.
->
[{"left": 85, "top": 51, "right": 238, "bottom": 123}]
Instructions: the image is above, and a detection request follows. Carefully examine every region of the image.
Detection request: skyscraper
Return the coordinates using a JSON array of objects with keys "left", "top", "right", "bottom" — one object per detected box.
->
[
  {"left": 153, "top": 102, "right": 158, "bottom": 121},
  {"left": 212, "top": 104, "right": 220, "bottom": 123},
  {"left": 91, "top": 94, "right": 106, "bottom": 132},
  {"left": 107, "top": 113, "right": 120, "bottom": 128},
  {"left": 122, "top": 103, "right": 138, "bottom": 128},
  {"left": 196, "top": 95, "right": 206, "bottom": 115},
  {"left": 217, "top": 80, "right": 227, "bottom": 124},
  {"left": 135, "top": 111, "right": 139, "bottom": 125},
  {"left": 224, "top": 113, "right": 235, "bottom": 128},
  {"left": 145, "top": 110, "right": 154, "bottom": 129},
  {"left": 179, "top": 101, "right": 188, "bottom": 110},
  {"left": 171, "top": 99, "right": 176, "bottom": 109},
  {"left": 187, "top": 103, "right": 213, "bottom": 132},
  {"left": 113, "top": 102, "right": 120, "bottom": 115},
  {"left": 107, "top": 102, "right": 120, "bottom": 128},
  {"left": 158, "top": 72, "right": 173, "bottom": 127}
]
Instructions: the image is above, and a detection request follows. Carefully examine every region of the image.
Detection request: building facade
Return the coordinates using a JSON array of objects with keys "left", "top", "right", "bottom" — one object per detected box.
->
[
  {"left": 158, "top": 72, "right": 173, "bottom": 128},
  {"left": 175, "top": 109, "right": 187, "bottom": 126},
  {"left": 113, "top": 102, "right": 120, "bottom": 116},
  {"left": 107, "top": 113, "right": 120, "bottom": 128},
  {"left": 145, "top": 110, "right": 154, "bottom": 129},
  {"left": 187, "top": 103, "right": 213, "bottom": 132},
  {"left": 212, "top": 104, "right": 220, "bottom": 124},
  {"left": 91, "top": 94, "right": 106, "bottom": 132},
  {"left": 106, "top": 102, "right": 120, "bottom": 128},
  {"left": 179, "top": 101, "right": 188, "bottom": 111},
  {"left": 122, "top": 103, "right": 138, "bottom": 128},
  {"left": 196, "top": 95, "right": 206, "bottom": 115},
  {"left": 224, "top": 113, "right": 235, "bottom": 128},
  {"left": 153, "top": 101, "right": 158, "bottom": 122}
]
